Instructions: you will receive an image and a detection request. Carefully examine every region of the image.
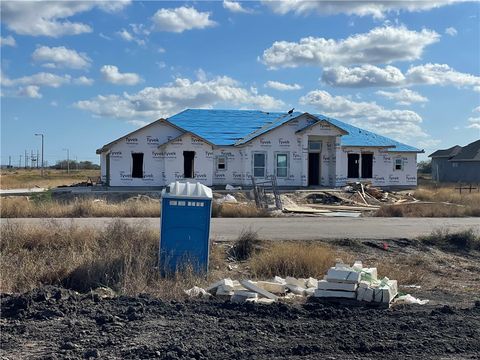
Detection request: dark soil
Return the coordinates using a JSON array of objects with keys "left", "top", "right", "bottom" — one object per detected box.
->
[{"left": 1, "top": 286, "right": 479, "bottom": 359}]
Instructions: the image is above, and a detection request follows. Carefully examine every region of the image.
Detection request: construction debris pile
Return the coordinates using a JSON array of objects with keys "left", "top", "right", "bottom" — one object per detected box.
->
[
  {"left": 185, "top": 262, "right": 426, "bottom": 307},
  {"left": 280, "top": 181, "right": 420, "bottom": 216},
  {"left": 315, "top": 261, "right": 398, "bottom": 306}
]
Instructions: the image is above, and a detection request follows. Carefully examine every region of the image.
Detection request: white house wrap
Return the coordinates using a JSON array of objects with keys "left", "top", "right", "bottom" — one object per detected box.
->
[{"left": 97, "top": 109, "right": 422, "bottom": 188}]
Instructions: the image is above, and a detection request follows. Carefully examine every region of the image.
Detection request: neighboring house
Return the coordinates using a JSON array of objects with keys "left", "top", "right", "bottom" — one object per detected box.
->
[
  {"left": 97, "top": 109, "right": 423, "bottom": 188},
  {"left": 429, "top": 140, "right": 480, "bottom": 182}
]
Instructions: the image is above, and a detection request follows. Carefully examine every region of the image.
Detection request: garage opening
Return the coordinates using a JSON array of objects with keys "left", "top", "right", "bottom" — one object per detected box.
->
[
  {"left": 131, "top": 153, "right": 144, "bottom": 178},
  {"left": 347, "top": 153, "right": 359, "bottom": 178},
  {"left": 361, "top": 153, "right": 373, "bottom": 179},
  {"left": 183, "top": 151, "right": 195, "bottom": 178}
]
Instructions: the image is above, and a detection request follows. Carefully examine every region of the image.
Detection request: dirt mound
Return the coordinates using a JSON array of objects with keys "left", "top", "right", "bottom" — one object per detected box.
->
[{"left": 2, "top": 286, "right": 480, "bottom": 359}]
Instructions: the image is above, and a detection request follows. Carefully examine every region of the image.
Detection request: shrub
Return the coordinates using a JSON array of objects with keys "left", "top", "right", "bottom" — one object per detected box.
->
[
  {"left": 419, "top": 228, "right": 480, "bottom": 252},
  {"left": 249, "top": 242, "right": 350, "bottom": 279},
  {"left": 228, "top": 229, "right": 261, "bottom": 261}
]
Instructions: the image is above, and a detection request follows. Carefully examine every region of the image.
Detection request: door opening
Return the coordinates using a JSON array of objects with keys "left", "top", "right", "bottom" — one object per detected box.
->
[
  {"left": 105, "top": 153, "right": 110, "bottom": 186},
  {"left": 131, "top": 153, "right": 144, "bottom": 178},
  {"left": 183, "top": 151, "right": 195, "bottom": 178},
  {"left": 347, "top": 153, "right": 360, "bottom": 178},
  {"left": 361, "top": 153, "right": 373, "bottom": 179},
  {"left": 308, "top": 153, "right": 320, "bottom": 186}
]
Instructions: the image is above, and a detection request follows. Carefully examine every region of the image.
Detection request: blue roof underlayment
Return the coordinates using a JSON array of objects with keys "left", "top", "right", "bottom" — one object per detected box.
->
[{"left": 166, "top": 109, "right": 421, "bottom": 152}]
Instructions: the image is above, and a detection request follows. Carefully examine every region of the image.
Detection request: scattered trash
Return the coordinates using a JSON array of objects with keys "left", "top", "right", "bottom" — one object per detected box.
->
[
  {"left": 225, "top": 184, "right": 242, "bottom": 191},
  {"left": 394, "top": 294, "right": 429, "bottom": 305},
  {"left": 184, "top": 286, "right": 211, "bottom": 298},
  {"left": 216, "top": 194, "right": 237, "bottom": 203},
  {"left": 189, "top": 262, "right": 426, "bottom": 307},
  {"left": 90, "top": 287, "right": 116, "bottom": 299}
]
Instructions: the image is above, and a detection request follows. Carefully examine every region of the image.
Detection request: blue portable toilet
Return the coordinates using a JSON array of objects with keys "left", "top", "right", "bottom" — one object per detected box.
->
[{"left": 159, "top": 181, "right": 213, "bottom": 274}]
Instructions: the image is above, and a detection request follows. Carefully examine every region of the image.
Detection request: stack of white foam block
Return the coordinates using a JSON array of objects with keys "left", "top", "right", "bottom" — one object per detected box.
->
[{"left": 314, "top": 262, "right": 398, "bottom": 305}]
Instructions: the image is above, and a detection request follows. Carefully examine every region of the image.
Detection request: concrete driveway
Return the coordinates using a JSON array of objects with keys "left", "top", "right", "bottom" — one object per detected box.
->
[{"left": 2, "top": 217, "right": 479, "bottom": 241}]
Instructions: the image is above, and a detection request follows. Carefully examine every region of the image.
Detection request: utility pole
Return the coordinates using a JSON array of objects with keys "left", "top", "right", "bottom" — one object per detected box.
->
[
  {"left": 31, "top": 150, "right": 35, "bottom": 168},
  {"left": 24, "top": 150, "right": 27, "bottom": 169},
  {"left": 36, "top": 150, "right": 39, "bottom": 168},
  {"left": 8, "top": 156, "right": 11, "bottom": 168},
  {"left": 19, "top": 155, "right": 22, "bottom": 168},
  {"left": 63, "top": 148, "right": 70, "bottom": 174},
  {"left": 35, "top": 133, "right": 44, "bottom": 176}
]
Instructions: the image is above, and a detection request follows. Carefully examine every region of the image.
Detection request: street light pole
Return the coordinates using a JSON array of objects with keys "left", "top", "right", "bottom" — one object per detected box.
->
[
  {"left": 63, "top": 148, "right": 70, "bottom": 174},
  {"left": 35, "top": 133, "right": 44, "bottom": 176}
]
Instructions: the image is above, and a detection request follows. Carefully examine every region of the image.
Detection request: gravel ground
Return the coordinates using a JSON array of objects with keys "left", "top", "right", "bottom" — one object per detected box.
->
[{"left": 1, "top": 286, "right": 479, "bottom": 360}]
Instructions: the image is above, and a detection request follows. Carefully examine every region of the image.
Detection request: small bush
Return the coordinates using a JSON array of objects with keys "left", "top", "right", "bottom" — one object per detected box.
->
[
  {"left": 250, "top": 242, "right": 351, "bottom": 279},
  {"left": 374, "top": 203, "right": 467, "bottom": 217},
  {"left": 377, "top": 255, "right": 432, "bottom": 286},
  {"left": 229, "top": 229, "right": 261, "bottom": 261},
  {"left": 419, "top": 228, "right": 480, "bottom": 251},
  {"left": 212, "top": 202, "right": 271, "bottom": 218}
]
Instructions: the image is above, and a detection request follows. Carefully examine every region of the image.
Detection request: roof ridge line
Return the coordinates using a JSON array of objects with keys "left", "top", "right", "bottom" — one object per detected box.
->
[{"left": 234, "top": 112, "right": 293, "bottom": 145}]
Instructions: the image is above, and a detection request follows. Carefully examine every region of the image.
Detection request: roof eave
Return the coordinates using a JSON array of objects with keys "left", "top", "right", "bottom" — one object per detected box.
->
[{"left": 96, "top": 118, "right": 167, "bottom": 154}]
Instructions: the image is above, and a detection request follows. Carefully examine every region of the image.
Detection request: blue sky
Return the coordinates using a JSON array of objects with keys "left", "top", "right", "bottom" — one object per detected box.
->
[{"left": 1, "top": 0, "right": 479, "bottom": 166}]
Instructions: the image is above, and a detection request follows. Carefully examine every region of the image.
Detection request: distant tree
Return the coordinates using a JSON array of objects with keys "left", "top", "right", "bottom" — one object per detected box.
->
[
  {"left": 417, "top": 160, "right": 432, "bottom": 174},
  {"left": 51, "top": 160, "right": 99, "bottom": 170}
]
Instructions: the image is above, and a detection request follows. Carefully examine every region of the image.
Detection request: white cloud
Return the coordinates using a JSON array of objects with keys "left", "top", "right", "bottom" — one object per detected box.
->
[
  {"left": 300, "top": 89, "right": 429, "bottom": 142},
  {"left": 100, "top": 65, "right": 142, "bottom": 86},
  {"left": 16, "top": 85, "right": 42, "bottom": 99},
  {"left": 264, "top": 80, "right": 302, "bottom": 91},
  {"left": 152, "top": 6, "right": 216, "bottom": 33},
  {"left": 467, "top": 117, "right": 480, "bottom": 129},
  {"left": 473, "top": 106, "right": 480, "bottom": 113},
  {"left": 376, "top": 89, "right": 428, "bottom": 105},
  {"left": 74, "top": 75, "right": 284, "bottom": 119},
  {"left": 261, "top": 26, "right": 439, "bottom": 69},
  {"left": 73, "top": 76, "right": 94, "bottom": 86},
  {"left": 32, "top": 46, "right": 91, "bottom": 69},
  {"left": 474, "top": 86, "right": 480, "bottom": 92},
  {"left": 223, "top": 1, "right": 253, "bottom": 13},
  {"left": 405, "top": 63, "right": 480, "bottom": 88},
  {"left": 263, "top": 0, "right": 459, "bottom": 18},
  {"left": 322, "top": 63, "right": 480, "bottom": 90},
  {"left": 2, "top": 72, "right": 71, "bottom": 88},
  {"left": 0, "top": 35, "right": 16, "bottom": 47},
  {"left": 117, "top": 28, "right": 145, "bottom": 46},
  {"left": 322, "top": 65, "right": 406, "bottom": 87},
  {"left": 445, "top": 27, "right": 458, "bottom": 36},
  {"left": 1, "top": 1, "right": 130, "bottom": 37}
]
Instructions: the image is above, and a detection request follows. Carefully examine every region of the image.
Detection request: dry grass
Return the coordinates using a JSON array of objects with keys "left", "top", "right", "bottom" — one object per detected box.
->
[
  {"left": 229, "top": 229, "right": 261, "bottom": 261},
  {"left": 2, "top": 220, "right": 467, "bottom": 298},
  {"left": 1, "top": 197, "right": 273, "bottom": 218},
  {"left": 0, "top": 197, "right": 161, "bottom": 218},
  {"left": 414, "top": 186, "right": 480, "bottom": 207},
  {"left": 375, "top": 185, "right": 480, "bottom": 217},
  {"left": 0, "top": 169, "right": 100, "bottom": 189},
  {"left": 0, "top": 220, "right": 204, "bottom": 298},
  {"left": 374, "top": 203, "right": 476, "bottom": 217},
  {"left": 250, "top": 242, "right": 353, "bottom": 279},
  {"left": 212, "top": 202, "right": 271, "bottom": 218},
  {"left": 377, "top": 255, "right": 433, "bottom": 286},
  {"left": 418, "top": 228, "right": 480, "bottom": 252}
]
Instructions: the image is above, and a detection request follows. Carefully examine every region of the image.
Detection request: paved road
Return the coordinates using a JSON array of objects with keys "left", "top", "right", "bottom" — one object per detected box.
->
[{"left": 2, "top": 217, "right": 479, "bottom": 241}]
